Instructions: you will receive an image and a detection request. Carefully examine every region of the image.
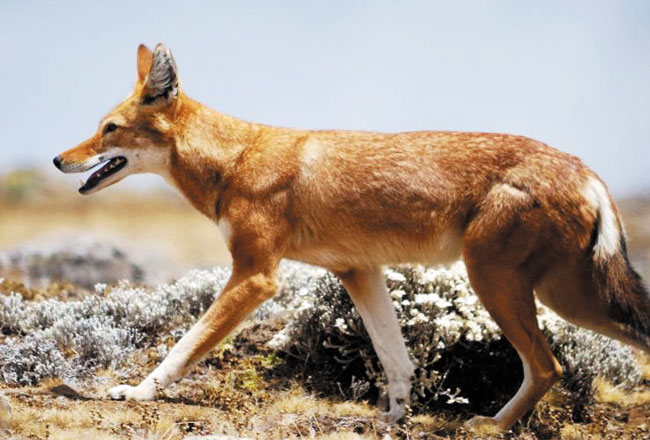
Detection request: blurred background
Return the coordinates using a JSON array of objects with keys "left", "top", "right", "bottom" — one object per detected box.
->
[{"left": 1, "top": 1, "right": 649, "bottom": 285}]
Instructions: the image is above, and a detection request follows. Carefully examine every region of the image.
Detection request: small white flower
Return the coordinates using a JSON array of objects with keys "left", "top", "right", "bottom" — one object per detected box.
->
[
  {"left": 415, "top": 293, "right": 452, "bottom": 309},
  {"left": 390, "top": 289, "right": 406, "bottom": 300},
  {"left": 334, "top": 317, "right": 348, "bottom": 331},
  {"left": 455, "top": 295, "right": 477, "bottom": 306},
  {"left": 407, "top": 310, "right": 429, "bottom": 325},
  {"left": 414, "top": 293, "right": 434, "bottom": 304},
  {"left": 385, "top": 268, "right": 406, "bottom": 282},
  {"left": 419, "top": 269, "right": 439, "bottom": 285}
]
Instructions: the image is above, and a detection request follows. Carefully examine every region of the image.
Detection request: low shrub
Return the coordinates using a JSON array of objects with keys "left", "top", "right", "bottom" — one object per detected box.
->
[
  {"left": 272, "top": 263, "right": 641, "bottom": 414},
  {"left": 0, "top": 259, "right": 641, "bottom": 418}
]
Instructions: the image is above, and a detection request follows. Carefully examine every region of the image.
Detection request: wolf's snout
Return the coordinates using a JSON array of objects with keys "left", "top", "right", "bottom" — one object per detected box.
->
[{"left": 53, "top": 155, "right": 63, "bottom": 170}]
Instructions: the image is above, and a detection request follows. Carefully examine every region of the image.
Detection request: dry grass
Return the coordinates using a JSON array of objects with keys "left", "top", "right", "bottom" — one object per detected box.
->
[
  {"left": 3, "top": 356, "right": 649, "bottom": 440},
  {"left": 2, "top": 383, "right": 386, "bottom": 440},
  {"left": 315, "top": 433, "right": 371, "bottom": 440},
  {"left": 636, "top": 351, "right": 650, "bottom": 380},
  {"left": 594, "top": 377, "right": 650, "bottom": 406},
  {"left": 559, "top": 423, "right": 597, "bottom": 440},
  {"left": 270, "top": 388, "right": 376, "bottom": 419}
]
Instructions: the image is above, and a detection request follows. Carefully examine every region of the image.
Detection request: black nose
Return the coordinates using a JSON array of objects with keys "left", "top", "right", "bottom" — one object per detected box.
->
[{"left": 53, "top": 155, "right": 63, "bottom": 170}]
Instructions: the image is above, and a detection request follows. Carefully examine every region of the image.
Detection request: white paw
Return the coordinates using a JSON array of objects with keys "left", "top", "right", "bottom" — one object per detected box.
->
[{"left": 107, "top": 384, "right": 155, "bottom": 401}]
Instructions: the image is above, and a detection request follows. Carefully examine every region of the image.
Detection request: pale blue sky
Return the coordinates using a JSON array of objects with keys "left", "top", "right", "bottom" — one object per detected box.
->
[{"left": 1, "top": 1, "right": 649, "bottom": 196}]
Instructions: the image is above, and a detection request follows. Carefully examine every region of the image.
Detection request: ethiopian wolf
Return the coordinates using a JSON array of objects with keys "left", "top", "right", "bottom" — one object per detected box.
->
[{"left": 54, "top": 43, "right": 650, "bottom": 432}]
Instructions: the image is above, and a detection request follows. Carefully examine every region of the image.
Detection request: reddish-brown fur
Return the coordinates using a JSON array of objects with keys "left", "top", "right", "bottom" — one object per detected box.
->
[{"left": 54, "top": 43, "right": 650, "bottom": 432}]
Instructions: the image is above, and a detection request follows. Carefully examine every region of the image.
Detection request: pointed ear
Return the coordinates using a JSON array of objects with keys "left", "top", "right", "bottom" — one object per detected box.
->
[
  {"left": 137, "top": 44, "right": 154, "bottom": 82},
  {"left": 141, "top": 43, "right": 180, "bottom": 105}
]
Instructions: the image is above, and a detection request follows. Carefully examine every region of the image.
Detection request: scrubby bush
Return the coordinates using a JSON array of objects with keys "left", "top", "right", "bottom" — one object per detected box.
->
[
  {"left": 271, "top": 262, "right": 642, "bottom": 413},
  {"left": 0, "top": 259, "right": 641, "bottom": 416},
  {"left": 0, "top": 293, "right": 28, "bottom": 334},
  {"left": 0, "top": 268, "right": 231, "bottom": 385},
  {"left": 0, "top": 337, "right": 70, "bottom": 385}
]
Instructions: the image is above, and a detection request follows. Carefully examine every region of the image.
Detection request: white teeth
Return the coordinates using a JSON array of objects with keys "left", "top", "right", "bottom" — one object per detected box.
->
[{"left": 85, "top": 157, "right": 126, "bottom": 187}]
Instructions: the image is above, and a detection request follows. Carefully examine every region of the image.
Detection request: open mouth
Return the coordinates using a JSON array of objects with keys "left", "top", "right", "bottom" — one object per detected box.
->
[{"left": 79, "top": 156, "right": 128, "bottom": 193}]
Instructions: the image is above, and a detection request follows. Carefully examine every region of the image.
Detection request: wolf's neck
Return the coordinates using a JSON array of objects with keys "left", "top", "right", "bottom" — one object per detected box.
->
[{"left": 165, "top": 97, "right": 269, "bottom": 219}]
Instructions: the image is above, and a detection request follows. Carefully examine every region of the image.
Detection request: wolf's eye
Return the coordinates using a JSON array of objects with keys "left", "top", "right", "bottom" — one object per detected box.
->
[{"left": 104, "top": 122, "right": 118, "bottom": 134}]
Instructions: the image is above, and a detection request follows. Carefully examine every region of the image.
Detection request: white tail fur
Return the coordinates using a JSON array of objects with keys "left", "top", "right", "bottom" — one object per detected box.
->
[{"left": 583, "top": 177, "right": 619, "bottom": 260}]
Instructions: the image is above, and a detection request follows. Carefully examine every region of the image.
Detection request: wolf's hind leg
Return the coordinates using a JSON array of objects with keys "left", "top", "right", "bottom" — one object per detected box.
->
[
  {"left": 337, "top": 267, "right": 415, "bottom": 423},
  {"left": 462, "top": 262, "right": 563, "bottom": 432}
]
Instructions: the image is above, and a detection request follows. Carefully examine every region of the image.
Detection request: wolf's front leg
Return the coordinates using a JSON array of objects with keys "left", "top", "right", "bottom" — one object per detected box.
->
[
  {"left": 337, "top": 267, "right": 415, "bottom": 422},
  {"left": 108, "top": 269, "right": 279, "bottom": 400}
]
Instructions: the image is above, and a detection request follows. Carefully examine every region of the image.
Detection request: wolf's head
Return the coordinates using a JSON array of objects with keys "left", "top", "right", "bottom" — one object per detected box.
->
[{"left": 54, "top": 43, "right": 182, "bottom": 194}]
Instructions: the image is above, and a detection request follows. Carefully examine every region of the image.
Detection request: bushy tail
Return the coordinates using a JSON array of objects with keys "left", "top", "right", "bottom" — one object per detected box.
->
[
  {"left": 588, "top": 179, "right": 650, "bottom": 347},
  {"left": 593, "top": 238, "right": 650, "bottom": 345}
]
